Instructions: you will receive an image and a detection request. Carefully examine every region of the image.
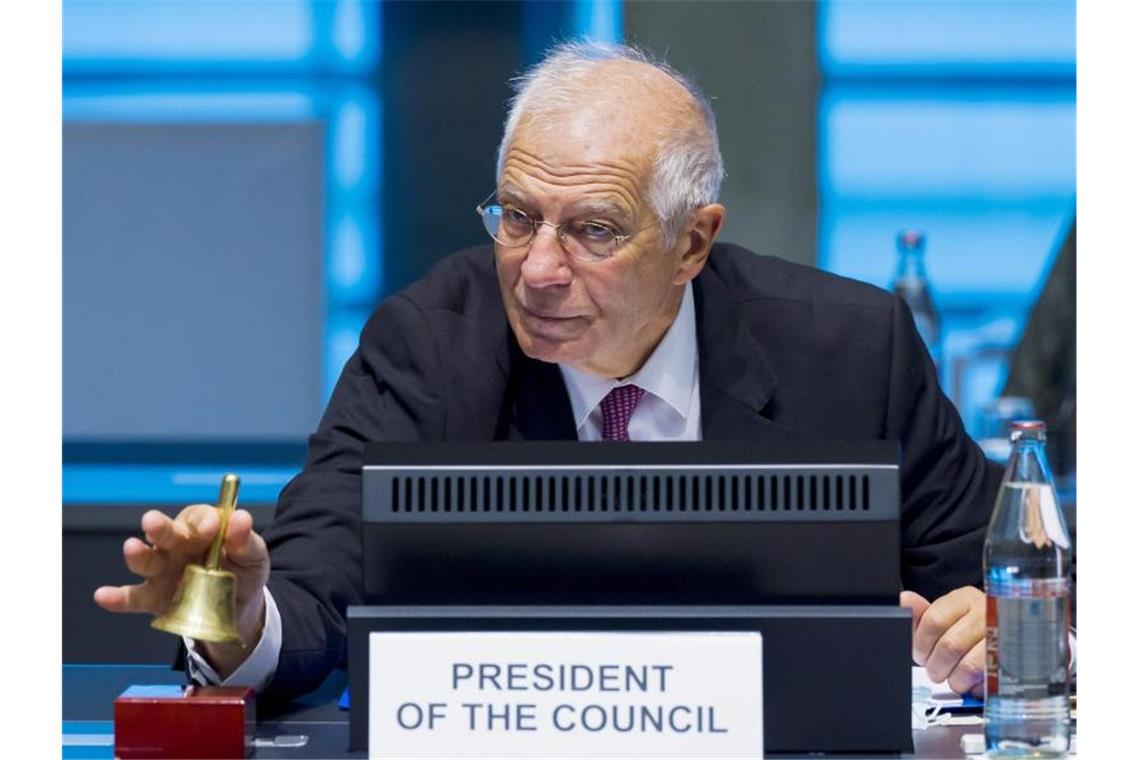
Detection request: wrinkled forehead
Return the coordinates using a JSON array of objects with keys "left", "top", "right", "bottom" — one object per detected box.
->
[
  {"left": 497, "top": 115, "right": 652, "bottom": 221},
  {"left": 510, "top": 111, "right": 654, "bottom": 173}
]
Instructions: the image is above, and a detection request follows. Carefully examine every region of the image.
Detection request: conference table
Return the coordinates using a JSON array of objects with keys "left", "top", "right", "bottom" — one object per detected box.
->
[{"left": 63, "top": 664, "right": 988, "bottom": 759}]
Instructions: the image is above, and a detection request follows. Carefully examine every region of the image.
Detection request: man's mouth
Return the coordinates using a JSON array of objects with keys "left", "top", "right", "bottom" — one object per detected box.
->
[{"left": 520, "top": 304, "right": 578, "bottom": 322}]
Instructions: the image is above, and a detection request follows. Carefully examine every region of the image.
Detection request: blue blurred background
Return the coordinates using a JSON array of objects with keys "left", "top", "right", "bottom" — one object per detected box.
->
[{"left": 62, "top": 0, "right": 1075, "bottom": 506}]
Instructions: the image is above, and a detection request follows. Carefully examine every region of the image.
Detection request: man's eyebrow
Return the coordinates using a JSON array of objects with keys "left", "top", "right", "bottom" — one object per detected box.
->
[
  {"left": 496, "top": 185, "right": 633, "bottom": 220},
  {"left": 570, "top": 198, "right": 631, "bottom": 219},
  {"left": 497, "top": 184, "right": 529, "bottom": 206}
]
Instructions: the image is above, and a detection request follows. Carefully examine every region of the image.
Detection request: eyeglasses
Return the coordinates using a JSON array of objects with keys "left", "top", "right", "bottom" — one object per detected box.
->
[{"left": 476, "top": 191, "right": 655, "bottom": 263}]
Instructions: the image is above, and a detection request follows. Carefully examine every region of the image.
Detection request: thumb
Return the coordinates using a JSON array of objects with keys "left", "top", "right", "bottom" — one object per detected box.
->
[
  {"left": 220, "top": 510, "right": 270, "bottom": 613},
  {"left": 221, "top": 510, "right": 266, "bottom": 567},
  {"left": 900, "top": 590, "right": 931, "bottom": 634}
]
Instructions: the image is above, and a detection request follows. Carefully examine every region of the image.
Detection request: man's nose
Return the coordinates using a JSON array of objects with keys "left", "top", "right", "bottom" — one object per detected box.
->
[{"left": 520, "top": 223, "right": 572, "bottom": 288}]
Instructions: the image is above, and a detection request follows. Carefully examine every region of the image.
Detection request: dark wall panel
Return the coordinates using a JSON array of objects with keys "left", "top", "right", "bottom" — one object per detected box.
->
[
  {"left": 380, "top": 1, "right": 526, "bottom": 294},
  {"left": 625, "top": 1, "right": 820, "bottom": 267}
]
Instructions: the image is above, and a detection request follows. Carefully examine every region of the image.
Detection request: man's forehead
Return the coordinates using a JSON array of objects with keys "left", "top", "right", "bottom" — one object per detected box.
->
[
  {"left": 508, "top": 113, "right": 655, "bottom": 176},
  {"left": 500, "top": 128, "right": 647, "bottom": 217}
]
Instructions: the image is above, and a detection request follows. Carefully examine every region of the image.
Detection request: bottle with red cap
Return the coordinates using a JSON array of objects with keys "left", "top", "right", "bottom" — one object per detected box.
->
[
  {"left": 983, "top": 420, "right": 1072, "bottom": 756},
  {"left": 891, "top": 229, "right": 942, "bottom": 375}
]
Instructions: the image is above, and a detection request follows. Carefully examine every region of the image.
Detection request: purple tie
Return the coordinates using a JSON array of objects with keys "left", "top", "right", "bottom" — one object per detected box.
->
[{"left": 599, "top": 384, "right": 645, "bottom": 441}]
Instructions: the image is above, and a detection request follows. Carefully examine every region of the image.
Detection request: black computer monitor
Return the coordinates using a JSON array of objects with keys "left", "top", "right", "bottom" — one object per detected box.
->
[
  {"left": 352, "top": 440, "right": 913, "bottom": 754},
  {"left": 360, "top": 439, "right": 900, "bottom": 605}
]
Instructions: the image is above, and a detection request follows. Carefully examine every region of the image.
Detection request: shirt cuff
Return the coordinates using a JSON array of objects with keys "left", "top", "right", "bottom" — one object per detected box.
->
[{"left": 184, "top": 585, "right": 282, "bottom": 693}]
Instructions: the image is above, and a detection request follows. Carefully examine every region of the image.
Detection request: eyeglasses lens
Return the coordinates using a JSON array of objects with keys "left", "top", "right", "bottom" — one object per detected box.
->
[{"left": 479, "top": 203, "right": 617, "bottom": 261}]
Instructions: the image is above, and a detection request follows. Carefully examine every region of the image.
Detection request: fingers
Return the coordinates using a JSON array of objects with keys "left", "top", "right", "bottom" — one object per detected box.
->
[
  {"left": 944, "top": 639, "right": 986, "bottom": 696},
  {"left": 221, "top": 510, "right": 268, "bottom": 567},
  {"left": 925, "top": 607, "right": 985, "bottom": 683},
  {"left": 141, "top": 505, "right": 218, "bottom": 556},
  {"left": 93, "top": 585, "right": 127, "bottom": 612},
  {"left": 123, "top": 537, "right": 167, "bottom": 579},
  {"left": 93, "top": 582, "right": 162, "bottom": 615},
  {"left": 97, "top": 505, "right": 271, "bottom": 621},
  {"left": 912, "top": 587, "right": 983, "bottom": 667},
  {"left": 904, "top": 586, "right": 986, "bottom": 695},
  {"left": 900, "top": 590, "right": 932, "bottom": 638},
  {"left": 220, "top": 510, "right": 271, "bottom": 606}
]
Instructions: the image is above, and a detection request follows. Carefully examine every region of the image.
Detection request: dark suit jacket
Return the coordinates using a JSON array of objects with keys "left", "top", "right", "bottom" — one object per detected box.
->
[{"left": 258, "top": 242, "right": 1002, "bottom": 701}]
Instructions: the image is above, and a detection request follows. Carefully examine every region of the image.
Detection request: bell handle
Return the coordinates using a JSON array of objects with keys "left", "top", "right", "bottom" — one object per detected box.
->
[{"left": 205, "top": 474, "right": 240, "bottom": 571}]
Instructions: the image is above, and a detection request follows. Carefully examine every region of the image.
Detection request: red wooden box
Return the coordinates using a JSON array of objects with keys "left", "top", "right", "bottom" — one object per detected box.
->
[{"left": 114, "top": 684, "right": 255, "bottom": 758}]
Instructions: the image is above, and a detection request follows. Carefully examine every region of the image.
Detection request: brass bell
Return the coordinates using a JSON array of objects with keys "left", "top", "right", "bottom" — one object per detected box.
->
[{"left": 151, "top": 474, "right": 245, "bottom": 646}]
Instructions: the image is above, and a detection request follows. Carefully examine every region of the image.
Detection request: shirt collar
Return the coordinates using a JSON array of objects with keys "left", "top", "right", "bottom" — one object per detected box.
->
[{"left": 559, "top": 282, "right": 698, "bottom": 428}]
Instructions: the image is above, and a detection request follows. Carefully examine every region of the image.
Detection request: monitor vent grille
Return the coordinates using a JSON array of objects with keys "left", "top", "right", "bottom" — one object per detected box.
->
[{"left": 388, "top": 473, "right": 873, "bottom": 514}]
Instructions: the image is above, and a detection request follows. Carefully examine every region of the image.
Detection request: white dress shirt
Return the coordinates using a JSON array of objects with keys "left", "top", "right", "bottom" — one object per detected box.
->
[
  {"left": 184, "top": 585, "right": 280, "bottom": 691},
  {"left": 559, "top": 282, "right": 701, "bottom": 442}
]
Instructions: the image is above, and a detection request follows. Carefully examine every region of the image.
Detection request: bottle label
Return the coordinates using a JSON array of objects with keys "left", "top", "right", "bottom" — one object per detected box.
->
[{"left": 986, "top": 578, "right": 1070, "bottom": 699}]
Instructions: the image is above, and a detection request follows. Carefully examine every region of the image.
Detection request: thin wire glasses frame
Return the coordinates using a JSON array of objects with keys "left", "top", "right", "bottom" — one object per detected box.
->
[{"left": 475, "top": 191, "right": 658, "bottom": 263}]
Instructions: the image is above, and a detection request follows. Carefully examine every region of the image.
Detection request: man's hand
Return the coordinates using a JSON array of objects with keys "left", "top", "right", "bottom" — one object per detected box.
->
[
  {"left": 93, "top": 505, "right": 271, "bottom": 680},
  {"left": 900, "top": 587, "right": 986, "bottom": 698}
]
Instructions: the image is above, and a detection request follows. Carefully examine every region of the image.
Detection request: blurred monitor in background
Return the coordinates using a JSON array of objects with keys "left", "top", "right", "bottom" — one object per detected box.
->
[{"left": 63, "top": 122, "right": 325, "bottom": 444}]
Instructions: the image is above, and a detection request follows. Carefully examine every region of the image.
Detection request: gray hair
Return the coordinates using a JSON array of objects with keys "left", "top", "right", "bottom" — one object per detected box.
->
[{"left": 496, "top": 40, "right": 725, "bottom": 245}]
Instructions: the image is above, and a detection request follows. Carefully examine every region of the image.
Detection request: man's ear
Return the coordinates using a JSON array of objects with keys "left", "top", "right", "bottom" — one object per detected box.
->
[{"left": 673, "top": 203, "right": 725, "bottom": 285}]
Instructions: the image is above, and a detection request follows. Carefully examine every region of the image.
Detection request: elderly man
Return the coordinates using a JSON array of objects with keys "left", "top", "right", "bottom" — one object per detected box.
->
[{"left": 95, "top": 42, "right": 1000, "bottom": 702}]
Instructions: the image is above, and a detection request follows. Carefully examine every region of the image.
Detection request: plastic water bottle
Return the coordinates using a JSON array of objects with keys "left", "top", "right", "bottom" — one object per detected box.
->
[
  {"left": 891, "top": 229, "right": 942, "bottom": 371},
  {"left": 983, "top": 420, "right": 1072, "bottom": 756}
]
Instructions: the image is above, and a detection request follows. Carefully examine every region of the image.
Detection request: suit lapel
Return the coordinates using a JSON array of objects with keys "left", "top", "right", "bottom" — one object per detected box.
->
[
  {"left": 499, "top": 338, "right": 577, "bottom": 441},
  {"left": 693, "top": 266, "right": 791, "bottom": 442}
]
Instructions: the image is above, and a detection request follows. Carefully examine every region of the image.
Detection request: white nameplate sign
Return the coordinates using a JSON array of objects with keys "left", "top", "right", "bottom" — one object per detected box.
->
[{"left": 369, "top": 630, "right": 763, "bottom": 759}]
